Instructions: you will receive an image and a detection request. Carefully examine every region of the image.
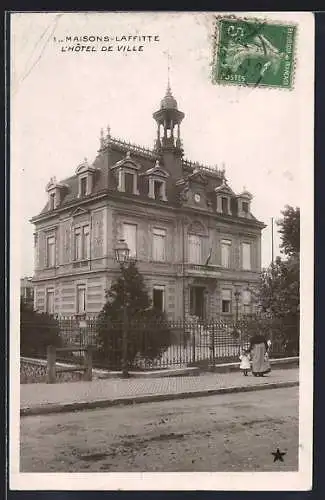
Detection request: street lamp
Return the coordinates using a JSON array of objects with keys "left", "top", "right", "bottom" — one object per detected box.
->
[{"left": 114, "top": 239, "right": 130, "bottom": 378}]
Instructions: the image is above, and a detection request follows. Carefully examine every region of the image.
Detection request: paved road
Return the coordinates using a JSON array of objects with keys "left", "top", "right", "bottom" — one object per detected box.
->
[{"left": 20, "top": 386, "right": 298, "bottom": 473}]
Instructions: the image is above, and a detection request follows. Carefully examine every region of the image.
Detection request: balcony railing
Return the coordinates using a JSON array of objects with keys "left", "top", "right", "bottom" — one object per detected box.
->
[{"left": 182, "top": 263, "right": 222, "bottom": 277}]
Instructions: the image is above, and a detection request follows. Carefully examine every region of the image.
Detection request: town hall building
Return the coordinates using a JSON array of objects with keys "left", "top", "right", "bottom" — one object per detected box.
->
[{"left": 31, "top": 84, "right": 265, "bottom": 320}]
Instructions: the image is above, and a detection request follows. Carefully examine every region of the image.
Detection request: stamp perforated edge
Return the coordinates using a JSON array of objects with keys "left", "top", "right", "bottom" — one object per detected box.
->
[{"left": 211, "top": 14, "right": 298, "bottom": 91}]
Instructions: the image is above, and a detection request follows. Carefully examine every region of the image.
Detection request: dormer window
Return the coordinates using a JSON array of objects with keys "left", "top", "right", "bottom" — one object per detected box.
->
[
  {"left": 124, "top": 172, "right": 135, "bottom": 194},
  {"left": 237, "top": 189, "right": 253, "bottom": 218},
  {"left": 141, "top": 160, "right": 169, "bottom": 202},
  {"left": 49, "top": 192, "right": 55, "bottom": 210},
  {"left": 80, "top": 177, "right": 88, "bottom": 197},
  {"left": 46, "top": 176, "right": 68, "bottom": 210},
  {"left": 154, "top": 180, "right": 165, "bottom": 200},
  {"left": 214, "top": 179, "right": 234, "bottom": 216},
  {"left": 221, "top": 197, "right": 229, "bottom": 214},
  {"left": 76, "top": 158, "right": 97, "bottom": 198},
  {"left": 111, "top": 151, "right": 140, "bottom": 196}
]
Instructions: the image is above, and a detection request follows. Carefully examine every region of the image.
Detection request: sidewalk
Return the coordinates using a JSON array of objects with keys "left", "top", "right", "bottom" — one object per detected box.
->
[{"left": 21, "top": 367, "right": 299, "bottom": 416}]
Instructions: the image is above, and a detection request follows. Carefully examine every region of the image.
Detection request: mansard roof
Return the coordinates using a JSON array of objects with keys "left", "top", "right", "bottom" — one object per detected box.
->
[{"left": 34, "top": 132, "right": 262, "bottom": 228}]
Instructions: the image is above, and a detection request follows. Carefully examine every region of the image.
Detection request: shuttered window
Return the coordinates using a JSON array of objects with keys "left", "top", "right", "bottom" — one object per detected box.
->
[
  {"left": 241, "top": 243, "right": 251, "bottom": 270},
  {"left": 46, "top": 289, "right": 55, "bottom": 314},
  {"left": 77, "top": 285, "right": 86, "bottom": 314},
  {"left": 188, "top": 234, "right": 202, "bottom": 264},
  {"left": 46, "top": 236, "right": 55, "bottom": 267},
  {"left": 221, "top": 289, "right": 231, "bottom": 313},
  {"left": 83, "top": 226, "right": 90, "bottom": 259},
  {"left": 152, "top": 228, "right": 166, "bottom": 261},
  {"left": 221, "top": 239, "right": 231, "bottom": 268}
]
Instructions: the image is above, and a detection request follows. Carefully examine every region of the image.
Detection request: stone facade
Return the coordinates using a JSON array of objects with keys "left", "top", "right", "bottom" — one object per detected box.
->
[{"left": 31, "top": 86, "right": 265, "bottom": 320}]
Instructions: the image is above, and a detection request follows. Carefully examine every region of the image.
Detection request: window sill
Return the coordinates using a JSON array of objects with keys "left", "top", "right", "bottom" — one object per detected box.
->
[{"left": 73, "top": 260, "right": 90, "bottom": 268}]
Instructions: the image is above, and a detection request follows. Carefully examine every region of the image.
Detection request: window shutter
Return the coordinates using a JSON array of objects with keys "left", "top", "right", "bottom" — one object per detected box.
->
[
  {"left": 242, "top": 243, "right": 251, "bottom": 270},
  {"left": 123, "top": 223, "right": 137, "bottom": 257},
  {"left": 188, "top": 234, "right": 202, "bottom": 264},
  {"left": 38, "top": 232, "right": 46, "bottom": 268}
]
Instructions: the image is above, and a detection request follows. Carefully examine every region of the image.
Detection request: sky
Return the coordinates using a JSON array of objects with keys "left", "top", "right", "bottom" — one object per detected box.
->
[{"left": 11, "top": 11, "right": 309, "bottom": 277}]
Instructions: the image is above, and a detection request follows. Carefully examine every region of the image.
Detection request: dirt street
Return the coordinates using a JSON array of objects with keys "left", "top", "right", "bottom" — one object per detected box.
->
[{"left": 20, "top": 386, "right": 298, "bottom": 472}]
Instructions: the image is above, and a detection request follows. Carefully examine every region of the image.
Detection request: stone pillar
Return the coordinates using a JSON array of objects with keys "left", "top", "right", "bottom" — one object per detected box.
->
[
  {"left": 118, "top": 169, "right": 125, "bottom": 192},
  {"left": 84, "top": 346, "right": 93, "bottom": 381},
  {"left": 161, "top": 181, "right": 167, "bottom": 201},
  {"left": 88, "top": 173, "right": 93, "bottom": 194},
  {"left": 46, "top": 345, "right": 56, "bottom": 384},
  {"left": 227, "top": 197, "right": 232, "bottom": 215},
  {"left": 216, "top": 196, "right": 223, "bottom": 214},
  {"left": 132, "top": 173, "right": 139, "bottom": 195},
  {"left": 148, "top": 178, "right": 155, "bottom": 198}
]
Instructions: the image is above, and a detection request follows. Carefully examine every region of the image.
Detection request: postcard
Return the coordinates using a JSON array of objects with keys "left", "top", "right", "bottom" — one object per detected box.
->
[{"left": 9, "top": 11, "right": 314, "bottom": 491}]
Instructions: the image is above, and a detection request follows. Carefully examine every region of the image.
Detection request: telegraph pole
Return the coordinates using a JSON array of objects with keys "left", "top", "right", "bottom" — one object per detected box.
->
[{"left": 271, "top": 217, "right": 274, "bottom": 264}]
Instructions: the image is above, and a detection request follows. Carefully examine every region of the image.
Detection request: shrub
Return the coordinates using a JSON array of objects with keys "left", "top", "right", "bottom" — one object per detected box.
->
[
  {"left": 96, "top": 261, "right": 172, "bottom": 369},
  {"left": 20, "top": 300, "right": 61, "bottom": 357}
]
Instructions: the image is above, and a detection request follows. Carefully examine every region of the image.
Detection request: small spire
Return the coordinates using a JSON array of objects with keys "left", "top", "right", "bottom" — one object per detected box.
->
[
  {"left": 107, "top": 125, "right": 111, "bottom": 137},
  {"left": 167, "top": 50, "right": 171, "bottom": 93},
  {"left": 100, "top": 128, "right": 104, "bottom": 147},
  {"left": 126, "top": 151, "right": 131, "bottom": 158}
]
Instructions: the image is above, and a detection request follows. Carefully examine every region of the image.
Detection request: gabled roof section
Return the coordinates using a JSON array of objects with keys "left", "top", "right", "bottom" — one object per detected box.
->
[
  {"left": 237, "top": 187, "right": 253, "bottom": 200},
  {"left": 110, "top": 151, "right": 142, "bottom": 171},
  {"left": 75, "top": 157, "right": 97, "bottom": 175},
  {"left": 214, "top": 179, "right": 235, "bottom": 195},
  {"left": 70, "top": 206, "right": 90, "bottom": 218},
  {"left": 46, "top": 176, "right": 69, "bottom": 192},
  {"left": 141, "top": 160, "right": 169, "bottom": 179},
  {"left": 187, "top": 169, "right": 208, "bottom": 185}
]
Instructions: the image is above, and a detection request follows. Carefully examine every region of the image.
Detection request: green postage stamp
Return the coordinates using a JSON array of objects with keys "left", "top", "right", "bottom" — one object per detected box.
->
[{"left": 212, "top": 17, "right": 297, "bottom": 89}]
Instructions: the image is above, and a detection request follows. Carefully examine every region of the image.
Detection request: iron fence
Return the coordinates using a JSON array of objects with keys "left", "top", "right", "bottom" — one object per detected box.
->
[{"left": 21, "top": 314, "right": 298, "bottom": 371}]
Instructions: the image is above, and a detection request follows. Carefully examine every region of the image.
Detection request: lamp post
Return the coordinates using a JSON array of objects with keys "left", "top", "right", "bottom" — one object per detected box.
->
[{"left": 114, "top": 239, "right": 130, "bottom": 378}]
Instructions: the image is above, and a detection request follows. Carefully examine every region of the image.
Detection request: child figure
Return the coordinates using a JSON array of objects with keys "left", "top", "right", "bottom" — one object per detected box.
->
[{"left": 239, "top": 349, "right": 251, "bottom": 376}]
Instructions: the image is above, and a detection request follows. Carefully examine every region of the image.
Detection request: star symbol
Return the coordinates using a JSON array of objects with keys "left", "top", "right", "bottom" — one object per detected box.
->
[{"left": 271, "top": 448, "right": 286, "bottom": 462}]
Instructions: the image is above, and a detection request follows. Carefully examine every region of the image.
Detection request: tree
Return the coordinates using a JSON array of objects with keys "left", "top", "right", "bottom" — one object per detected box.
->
[
  {"left": 20, "top": 300, "right": 61, "bottom": 357},
  {"left": 277, "top": 205, "right": 300, "bottom": 257},
  {"left": 256, "top": 205, "right": 300, "bottom": 355},
  {"left": 96, "top": 261, "right": 171, "bottom": 369}
]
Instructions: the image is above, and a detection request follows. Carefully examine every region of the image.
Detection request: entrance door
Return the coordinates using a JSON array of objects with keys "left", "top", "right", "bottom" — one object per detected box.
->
[{"left": 190, "top": 287, "right": 205, "bottom": 319}]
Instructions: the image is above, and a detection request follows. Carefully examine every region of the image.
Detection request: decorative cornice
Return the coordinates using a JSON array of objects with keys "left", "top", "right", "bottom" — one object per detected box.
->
[
  {"left": 182, "top": 159, "right": 225, "bottom": 179},
  {"left": 103, "top": 135, "right": 159, "bottom": 160}
]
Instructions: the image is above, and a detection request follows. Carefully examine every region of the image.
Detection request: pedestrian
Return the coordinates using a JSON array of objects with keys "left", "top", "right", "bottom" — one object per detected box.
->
[
  {"left": 249, "top": 333, "right": 271, "bottom": 377},
  {"left": 239, "top": 348, "right": 251, "bottom": 376}
]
